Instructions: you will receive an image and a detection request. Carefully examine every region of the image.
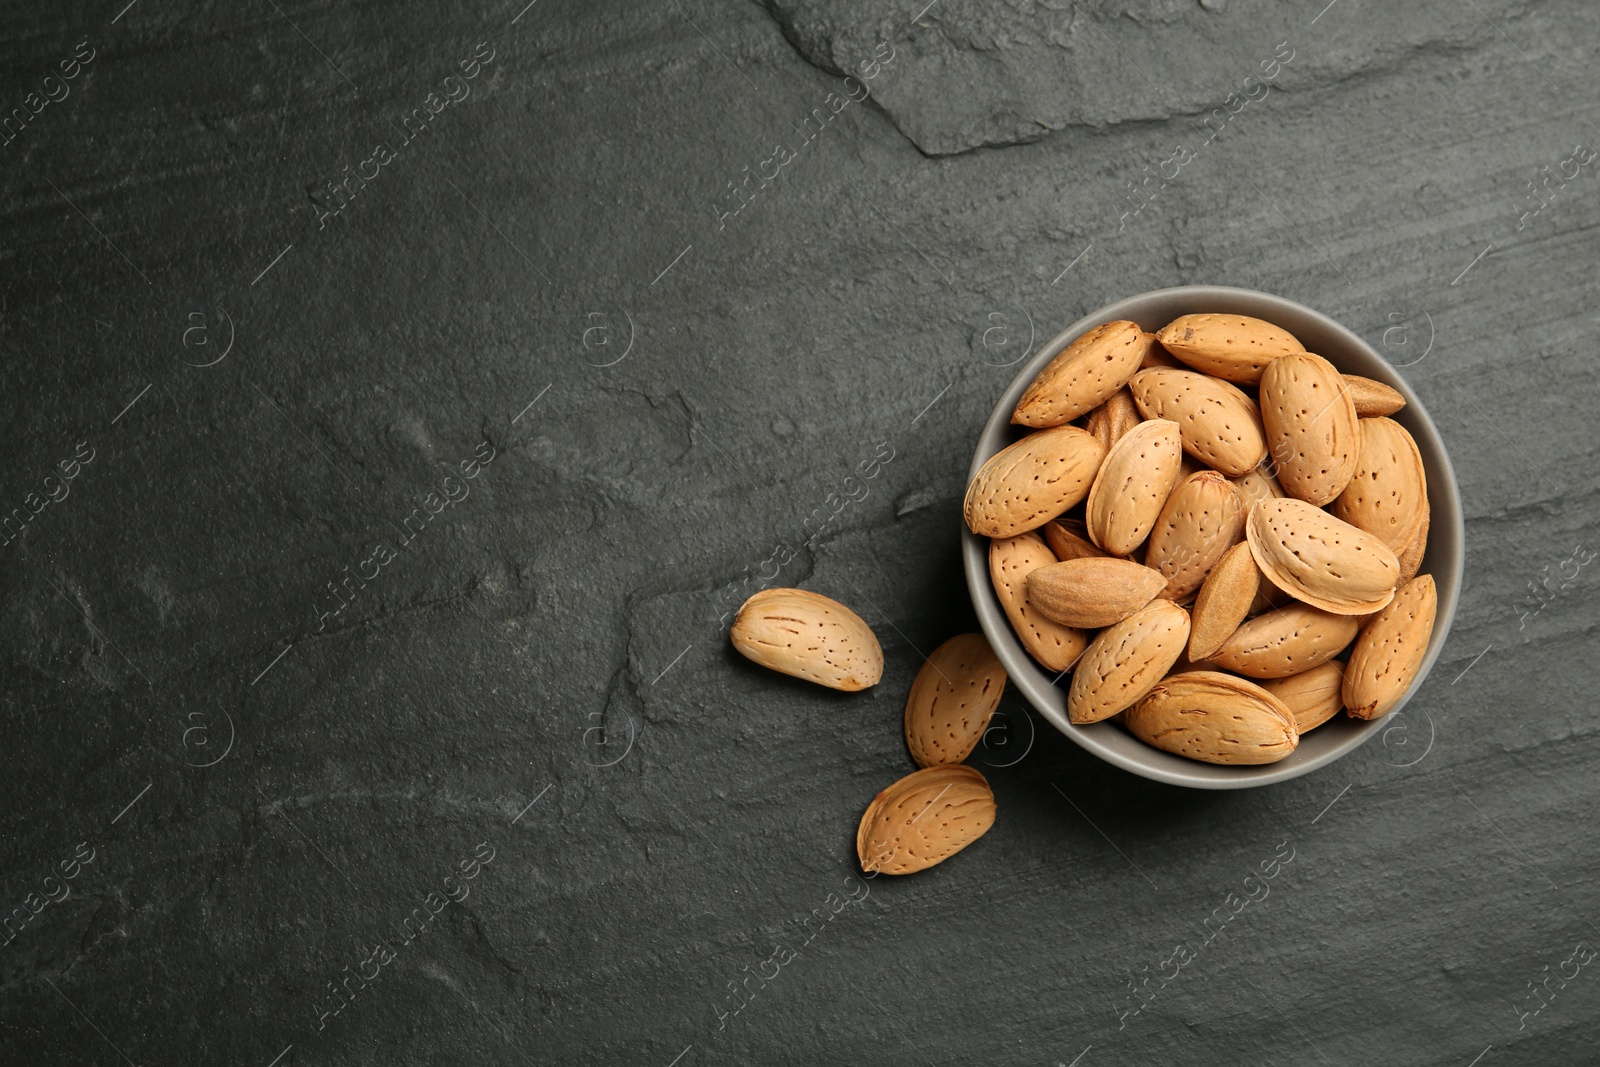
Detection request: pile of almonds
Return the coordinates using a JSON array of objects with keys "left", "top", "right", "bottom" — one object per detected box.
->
[
  {"left": 729, "top": 591, "right": 1006, "bottom": 876},
  {"left": 971, "top": 314, "right": 1437, "bottom": 766},
  {"left": 722, "top": 312, "right": 1438, "bottom": 876}
]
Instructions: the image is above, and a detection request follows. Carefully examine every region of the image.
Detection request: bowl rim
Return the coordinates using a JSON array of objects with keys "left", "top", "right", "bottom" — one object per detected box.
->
[{"left": 961, "top": 285, "right": 1465, "bottom": 789}]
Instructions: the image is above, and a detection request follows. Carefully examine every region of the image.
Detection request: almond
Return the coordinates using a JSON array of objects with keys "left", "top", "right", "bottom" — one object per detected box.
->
[
  {"left": 1126, "top": 671, "right": 1298, "bottom": 765},
  {"left": 1249, "top": 575, "right": 1295, "bottom": 616},
  {"left": 1043, "top": 518, "right": 1107, "bottom": 563},
  {"left": 1397, "top": 495, "right": 1430, "bottom": 581},
  {"left": 1139, "top": 331, "right": 1186, "bottom": 371},
  {"left": 903, "top": 634, "right": 1007, "bottom": 768},
  {"left": 1161, "top": 455, "right": 1202, "bottom": 515},
  {"left": 964, "top": 425, "right": 1106, "bottom": 537},
  {"left": 1331, "top": 416, "right": 1428, "bottom": 553},
  {"left": 1144, "top": 471, "right": 1246, "bottom": 602},
  {"left": 1055, "top": 516, "right": 1092, "bottom": 538},
  {"left": 1247, "top": 497, "right": 1401, "bottom": 615},
  {"left": 1153, "top": 313, "right": 1306, "bottom": 384},
  {"left": 1343, "top": 574, "right": 1437, "bottom": 719},
  {"left": 1027, "top": 557, "right": 1167, "bottom": 629},
  {"left": 1066, "top": 599, "right": 1190, "bottom": 724},
  {"left": 1260, "top": 661, "right": 1344, "bottom": 733},
  {"left": 1258, "top": 353, "right": 1361, "bottom": 505},
  {"left": 1012, "top": 320, "right": 1145, "bottom": 428},
  {"left": 1343, "top": 374, "right": 1406, "bottom": 417},
  {"left": 1229, "top": 463, "right": 1285, "bottom": 511},
  {"left": 1187, "top": 542, "right": 1259, "bottom": 661},
  {"left": 1207, "top": 602, "right": 1360, "bottom": 679},
  {"left": 1084, "top": 388, "right": 1144, "bottom": 452},
  {"left": 1085, "top": 418, "right": 1184, "bottom": 554},
  {"left": 988, "top": 533, "right": 1089, "bottom": 672},
  {"left": 856, "top": 765, "right": 995, "bottom": 875},
  {"left": 731, "top": 588, "right": 883, "bottom": 691},
  {"left": 1128, "top": 367, "right": 1268, "bottom": 476}
]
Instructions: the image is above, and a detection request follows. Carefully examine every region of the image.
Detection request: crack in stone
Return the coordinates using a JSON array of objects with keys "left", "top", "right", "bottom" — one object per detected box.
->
[{"left": 754, "top": 0, "right": 1525, "bottom": 157}]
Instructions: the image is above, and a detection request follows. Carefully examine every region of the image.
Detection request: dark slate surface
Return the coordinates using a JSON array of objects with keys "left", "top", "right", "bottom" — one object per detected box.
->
[{"left": 2, "top": 1, "right": 1597, "bottom": 1064}]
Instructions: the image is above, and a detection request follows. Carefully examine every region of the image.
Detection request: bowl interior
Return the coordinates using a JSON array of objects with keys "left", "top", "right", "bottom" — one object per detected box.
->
[{"left": 962, "top": 286, "right": 1464, "bottom": 789}]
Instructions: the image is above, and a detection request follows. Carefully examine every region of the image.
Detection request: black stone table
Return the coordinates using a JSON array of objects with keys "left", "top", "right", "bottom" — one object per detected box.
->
[{"left": 2, "top": 1, "right": 1597, "bottom": 1064}]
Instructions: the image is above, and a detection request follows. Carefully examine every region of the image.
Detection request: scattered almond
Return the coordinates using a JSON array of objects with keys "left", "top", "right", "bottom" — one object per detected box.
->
[
  {"left": 731, "top": 588, "right": 883, "bottom": 691},
  {"left": 903, "top": 634, "right": 1008, "bottom": 768},
  {"left": 857, "top": 765, "right": 995, "bottom": 875}
]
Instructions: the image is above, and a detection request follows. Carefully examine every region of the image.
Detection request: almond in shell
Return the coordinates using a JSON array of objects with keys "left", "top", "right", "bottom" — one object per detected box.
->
[
  {"left": 857, "top": 765, "right": 995, "bottom": 875},
  {"left": 1026, "top": 557, "right": 1168, "bottom": 629},
  {"left": 1160, "top": 455, "right": 1202, "bottom": 517},
  {"left": 731, "top": 588, "right": 883, "bottom": 691},
  {"left": 1139, "top": 331, "right": 1186, "bottom": 371},
  {"left": 1085, "top": 418, "right": 1184, "bottom": 554},
  {"left": 1187, "top": 541, "right": 1260, "bottom": 661},
  {"left": 1154, "top": 313, "right": 1306, "bottom": 384},
  {"left": 1331, "top": 416, "right": 1428, "bottom": 553},
  {"left": 1343, "top": 574, "right": 1437, "bottom": 719},
  {"left": 1397, "top": 496, "right": 1430, "bottom": 581},
  {"left": 904, "top": 634, "right": 1007, "bottom": 768},
  {"left": 964, "top": 425, "right": 1106, "bottom": 537},
  {"left": 988, "top": 533, "right": 1089, "bottom": 672},
  {"left": 1067, "top": 599, "right": 1190, "bottom": 724},
  {"left": 1260, "top": 661, "right": 1345, "bottom": 733},
  {"left": 1206, "top": 602, "right": 1361, "bottom": 679},
  {"left": 1229, "top": 463, "right": 1285, "bottom": 511},
  {"left": 1249, "top": 577, "right": 1295, "bottom": 616},
  {"left": 1258, "top": 353, "right": 1361, "bottom": 505},
  {"left": 1084, "top": 388, "right": 1145, "bottom": 452},
  {"left": 1144, "top": 471, "right": 1246, "bottom": 602},
  {"left": 1247, "top": 497, "right": 1401, "bottom": 615},
  {"left": 1343, "top": 374, "right": 1406, "bottom": 417},
  {"left": 1128, "top": 367, "right": 1268, "bottom": 476},
  {"left": 1228, "top": 475, "right": 1287, "bottom": 614},
  {"left": 1126, "top": 671, "right": 1298, "bottom": 765},
  {"left": 1043, "top": 518, "right": 1107, "bottom": 563},
  {"left": 1012, "top": 320, "right": 1145, "bottom": 428}
]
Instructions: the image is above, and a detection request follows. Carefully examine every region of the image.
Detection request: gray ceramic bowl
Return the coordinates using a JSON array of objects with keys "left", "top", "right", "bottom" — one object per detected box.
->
[{"left": 962, "top": 286, "right": 1463, "bottom": 789}]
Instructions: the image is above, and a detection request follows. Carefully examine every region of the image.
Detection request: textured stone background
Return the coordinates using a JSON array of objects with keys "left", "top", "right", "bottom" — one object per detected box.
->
[{"left": 2, "top": 0, "right": 1597, "bottom": 1064}]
